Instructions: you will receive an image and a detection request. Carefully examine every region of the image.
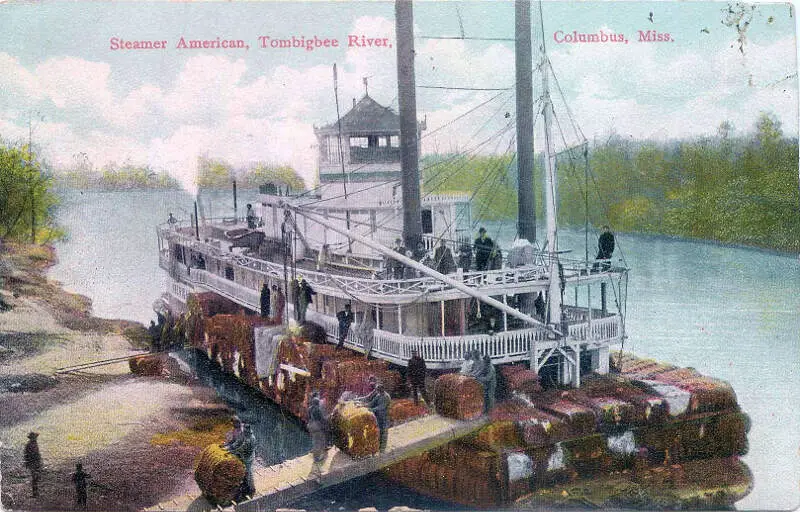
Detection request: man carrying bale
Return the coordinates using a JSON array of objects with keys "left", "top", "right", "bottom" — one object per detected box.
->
[
  {"left": 224, "top": 417, "right": 256, "bottom": 501},
  {"left": 307, "top": 392, "right": 329, "bottom": 472},
  {"left": 365, "top": 383, "right": 391, "bottom": 452}
]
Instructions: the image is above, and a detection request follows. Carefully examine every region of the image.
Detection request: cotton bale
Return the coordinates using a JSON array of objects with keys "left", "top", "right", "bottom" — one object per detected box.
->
[
  {"left": 329, "top": 401, "right": 380, "bottom": 458},
  {"left": 193, "top": 444, "right": 246, "bottom": 506},
  {"left": 434, "top": 374, "right": 484, "bottom": 420}
]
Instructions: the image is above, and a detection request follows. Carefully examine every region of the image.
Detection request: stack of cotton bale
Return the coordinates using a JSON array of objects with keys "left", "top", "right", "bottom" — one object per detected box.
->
[
  {"left": 204, "top": 314, "right": 275, "bottom": 386},
  {"left": 529, "top": 393, "right": 597, "bottom": 437},
  {"left": 185, "top": 292, "right": 243, "bottom": 348},
  {"left": 434, "top": 374, "right": 484, "bottom": 420},
  {"left": 386, "top": 443, "right": 503, "bottom": 509}
]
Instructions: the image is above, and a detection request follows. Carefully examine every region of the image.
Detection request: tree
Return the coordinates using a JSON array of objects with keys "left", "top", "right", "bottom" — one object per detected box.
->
[{"left": 0, "top": 140, "right": 62, "bottom": 243}]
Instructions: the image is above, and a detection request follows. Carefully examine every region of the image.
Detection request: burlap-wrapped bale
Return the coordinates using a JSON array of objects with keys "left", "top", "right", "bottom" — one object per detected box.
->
[
  {"left": 499, "top": 365, "right": 542, "bottom": 396},
  {"left": 465, "top": 421, "right": 523, "bottom": 451},
  {"left": 329, "top": 401, "right": 380, "bottom": 458},
  {"left": 533, "top": 398, "right": 597, "bottom": 436},
  {"left": 434, "top": 374, "right": 484, "bottom": 420},
  {"left": 129, "top": 355, "right": 165, "bottom": 376},
  {"left": 193, "top": 444, "right": 246, "bottom": 505},
  {"left": 561, "top": 433, "right": 614, "bottom": 476},
  {"left": 389, "top": 398, "right": 430, "bottom": 425}
]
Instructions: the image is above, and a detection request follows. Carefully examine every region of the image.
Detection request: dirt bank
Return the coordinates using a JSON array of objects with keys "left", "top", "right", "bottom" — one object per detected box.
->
[{"left": 0, "top": 243, "right": 234, "bottom": 511}]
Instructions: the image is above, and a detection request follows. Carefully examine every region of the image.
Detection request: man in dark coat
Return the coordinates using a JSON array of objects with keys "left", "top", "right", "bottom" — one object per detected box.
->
[
  {"left": 246, "top": 203, "right": 257, "bottom": 229},
  {"left": 594, "top": 225, "right": 615, "bottom": 271},
  {"left": 336, "top": 304, "right": 354, "bottom": 350},
  {"left": 389, "top": 238, "right": 406, "bottom": 279},
  {"left": 407, "top": 350, "right": 428, "bottom": 405},
  {"left": 260, "top": 282, "right": 270, "bottom": 318},
  {"left": 474, "top": 355, "right": 497, "bottom": 413},
  {"left": 24, "top": 431, "right": 43, "bottom": 497},
  {"left": 457, "top": 243, "right": 472, "bottom": 272},
  {"left": 272, "top": 284, "right": 285, "bottom": 323},
  {"left": 298, "top": 279, "right": 316, "bottom": 323},
  {"left": 433, "top": 240, "right": 456, "bottom": 275},
  {"left": 307, "top": 392, "right": 329, "bottom": 466},
  {"left": 474, "top": 227, "right": 494, "bottom": 271},
  {"left": 71, "top": 462, "right": 90, "bottom": 508},
  {"left": 224, "top": 417, "right": 256, "bottom": 501},
  {"left": 366, "top": 383, "right": 391, "bottom": 452},
  {"left": 291, "top": 278, "right": 301, "bottom": 321}
]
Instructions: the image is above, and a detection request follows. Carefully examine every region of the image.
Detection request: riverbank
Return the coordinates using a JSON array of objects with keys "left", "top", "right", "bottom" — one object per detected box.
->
[{"left": 0, "top": 242, "right": 234, "bottom": 511}]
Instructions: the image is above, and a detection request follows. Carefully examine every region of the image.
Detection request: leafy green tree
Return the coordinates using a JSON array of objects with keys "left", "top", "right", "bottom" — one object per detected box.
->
[
  {"left": 241, "top": 163, "right": 305, "bottom": 190},
  {"left": 0, "top": 140, "right": 63, "bottom": 242}
]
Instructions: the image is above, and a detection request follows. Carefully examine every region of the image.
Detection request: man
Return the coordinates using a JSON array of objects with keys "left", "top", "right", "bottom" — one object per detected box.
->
[
  {"left": 316, "top": 244, "right": 330, "bottom": 271},
  {"left": 594, "top": 225, "right": 615, "bottom": 271},
  {"left": 474, "top": 227, "right": 495, "bottom": 271},
  {"left": 71, "top": 462, "right": 90, "bottom": 508},
  {"left": 474, "top": 354, "right": 497, "bottom": 413},
  {"left": 298, "top": 279, "right": 316, "bottom": 323},
  {"left": 246, "top": 203, "right": 257, "bottom": 229},
  {"left": 336, "top": 304, "right": 354, "bottom": 350},
  {"left": 307, "top": 392, "right": 329, "bottom": 468},
  {"left": 407, "top": 350, "right": 428, "bottom": 406},
  {"left": 24, "top": 431, "right": 43, "bottom": 498},
  {"left": 357, "top": 375, "right": 379, "bottom": 403},
  {"left": 224, "top": 417, "right": 256, "bottom": 501},
  {"left": 272, "top": 284, "right": 285, "bottom": 323},
  {"left": 259, "top": 282, "right": 270, "bottom": 318},
  {"left": 366, "top": 383, "right": 391, "bottom": 452},
  {"left": 290, "top": 278, "right": 301, "bottom": 321},
  {"left": 433, "top": 239, "right": 456, "bottom": 275},
  {"left": 533, "top": 292, "right": 546, "bottom": 321},
  {"left": 390, "top": 238, "right": 406, "bottom": 279},
  {"left": 167, "top": 212, "right": 178, "bottom": 227},
  {"left": 457, "top": 243, "right": 473, "bottom": 272}
]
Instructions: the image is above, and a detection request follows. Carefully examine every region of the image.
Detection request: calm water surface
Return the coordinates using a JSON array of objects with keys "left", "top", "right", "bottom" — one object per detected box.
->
[{"left": 50, "top": 190, "right": 800, "bottom": 510}]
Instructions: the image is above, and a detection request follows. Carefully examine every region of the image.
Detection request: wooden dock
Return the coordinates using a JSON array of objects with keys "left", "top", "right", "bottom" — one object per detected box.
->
[{"left": 146, "top": 414, "right": 488, "bottom": 512}]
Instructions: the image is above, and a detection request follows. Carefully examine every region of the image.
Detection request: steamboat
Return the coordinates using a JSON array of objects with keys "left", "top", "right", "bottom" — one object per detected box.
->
[{"left": 153, "top": 0, "right": 751, "bottom": 509}]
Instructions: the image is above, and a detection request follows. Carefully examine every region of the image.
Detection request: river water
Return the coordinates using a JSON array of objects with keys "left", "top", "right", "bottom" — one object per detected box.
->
[{"left": 50, "top": 189, "right": 800, "bottom": 510}]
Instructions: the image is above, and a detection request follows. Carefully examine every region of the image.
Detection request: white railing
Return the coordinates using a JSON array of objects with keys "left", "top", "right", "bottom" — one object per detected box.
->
[{"left": 306, "top": 309, "right": 622, "bottom": 369}]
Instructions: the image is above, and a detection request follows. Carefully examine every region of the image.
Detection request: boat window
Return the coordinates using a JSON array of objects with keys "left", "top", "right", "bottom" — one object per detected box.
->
[
  {"left": 390, "top": 135, "right": 399, "bottom": 147},
  {"left": 378, "top": 137, "right": 388, "bottom": 147},
  {"left": 225, "top": 266, "right": 234, "bottom": 281},
  {"left": 349, "top": 136, "right": 368, "bottom": 148}
]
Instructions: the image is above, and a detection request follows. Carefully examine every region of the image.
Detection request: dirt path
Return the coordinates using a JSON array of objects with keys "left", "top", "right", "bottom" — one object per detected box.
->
[{"left": 0, "top": 244, "right": 234, "bottom": 511}]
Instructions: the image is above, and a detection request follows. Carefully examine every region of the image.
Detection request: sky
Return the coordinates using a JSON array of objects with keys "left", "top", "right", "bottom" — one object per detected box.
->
[{"left": 0, "top": 0, "right": 797, "bottom": 190}]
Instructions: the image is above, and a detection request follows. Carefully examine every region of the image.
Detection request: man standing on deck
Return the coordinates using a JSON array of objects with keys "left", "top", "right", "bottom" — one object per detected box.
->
[
  {"left": 474, "top": 354, "right": 497, "bottom": 413},
  {"left": 336, "top": 304, "right": 354, "bottom": 350},
  {"left": 433, "top": 239, "right": 456, "bottom": 275},
  {"left": 260, "top": 282, "right": 270, "bottom": 318},
  {"left": 474, "top": 227, "right": 494, "bottom": 271},
  {"left": 298, "top": 279, "right": 316, "bottom": 323},
  {"left": 272, "top": 284, "right": 285, "bottom": 323},
  {"left": 291, "top": 278, "right": 301, "bottom": 321},
  {"left": 246, "top": 204, "right": 257, "bottom": 229},
  {"left": 593, "top": 225, "right": 615, "bottom": 271},
  {"left": 407, "top": 350, "right": 428, "bottom": 405},
  {"left": 390, "top": 238, "right": 406, "bottom": 279},
  {"left": 366, "top": 383, "right": 391, "bottom": 452},
  {"left": 24, "top": 431, "right": 43, "bottom": 498}
]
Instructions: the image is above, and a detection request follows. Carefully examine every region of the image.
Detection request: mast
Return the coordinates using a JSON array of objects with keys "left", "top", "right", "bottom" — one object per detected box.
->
[
  {"left": 395, "top": 0, "right": 423, "bottom": 252},
  {"left": 538, "top": 2, "right": 561, "bottom": 328},
  {"left": 515, "top": 0, "right": 536, "bottom": 243}
]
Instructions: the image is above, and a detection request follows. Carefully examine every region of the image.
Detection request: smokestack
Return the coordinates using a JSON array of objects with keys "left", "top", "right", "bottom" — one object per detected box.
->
[{"left": 353, "top": 98, "right": 356, "bottom": 108}]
